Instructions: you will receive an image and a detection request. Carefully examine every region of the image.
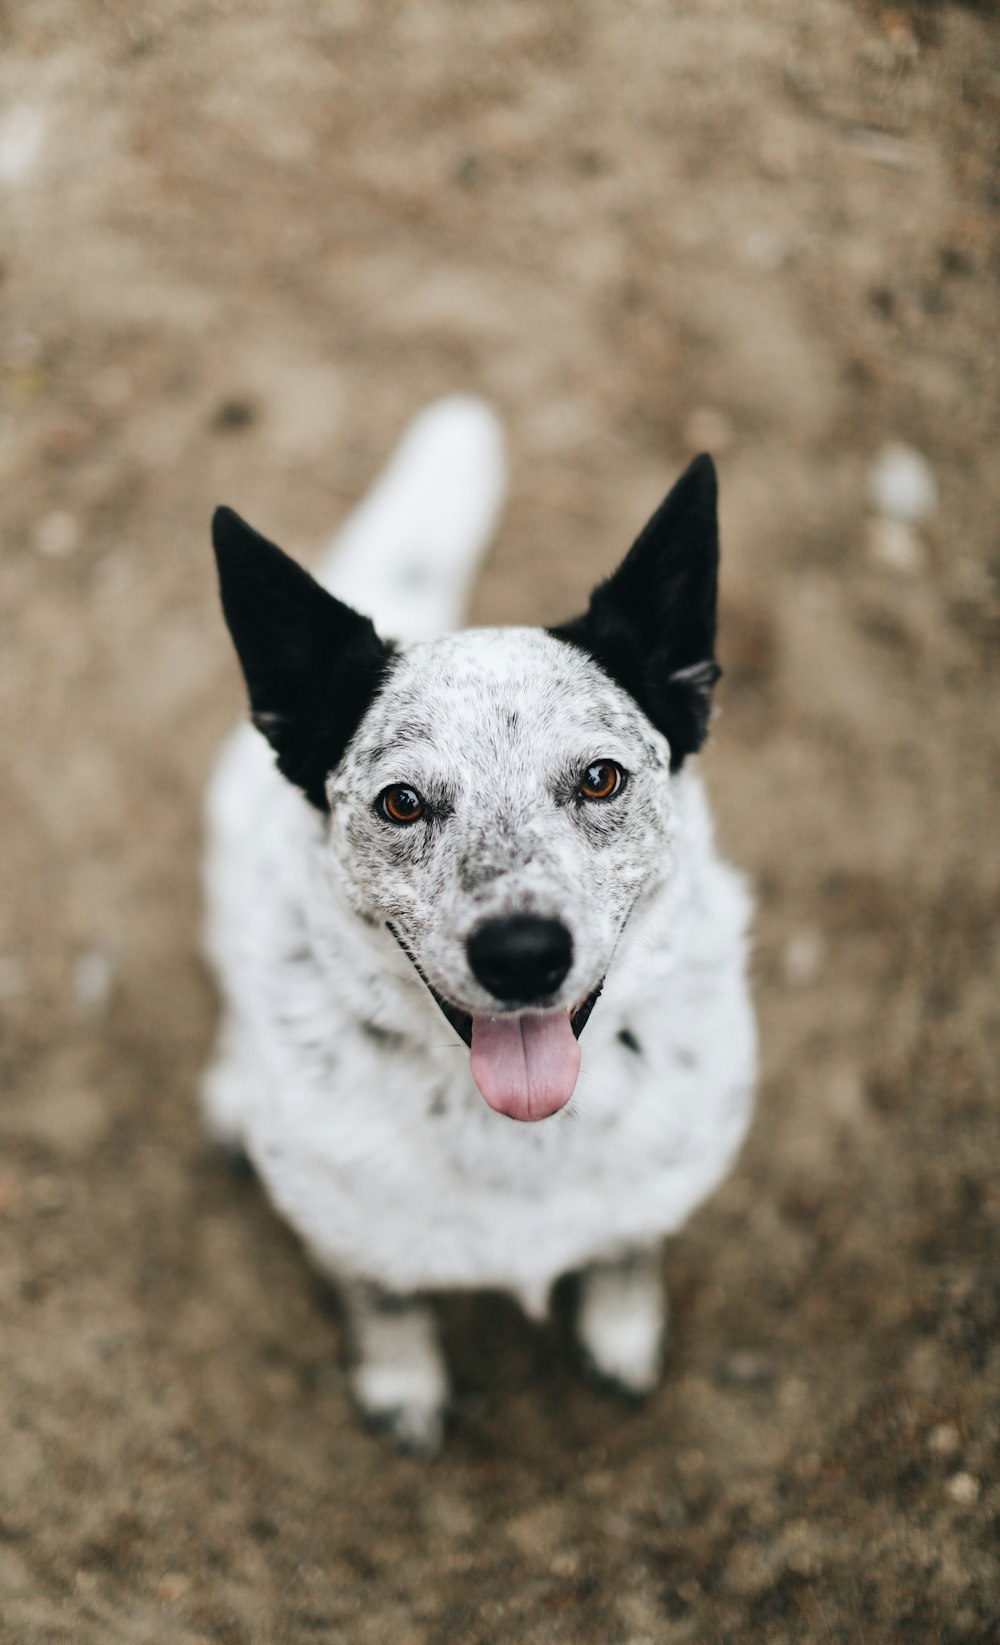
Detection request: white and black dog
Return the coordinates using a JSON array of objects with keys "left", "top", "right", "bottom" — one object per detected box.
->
[{"left": 202, "top": 397, "right": 756, "bottom": 1452}]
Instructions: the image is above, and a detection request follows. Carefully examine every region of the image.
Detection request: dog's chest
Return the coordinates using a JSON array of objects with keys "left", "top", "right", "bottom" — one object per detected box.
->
[{"left": 243, "top": 924, "right": 753, "bottom": 1314}]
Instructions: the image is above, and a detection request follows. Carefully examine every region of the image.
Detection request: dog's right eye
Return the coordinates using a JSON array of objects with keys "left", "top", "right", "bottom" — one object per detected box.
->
[{"left": 378, "top": 785, "right": 425, "bottom": 825}]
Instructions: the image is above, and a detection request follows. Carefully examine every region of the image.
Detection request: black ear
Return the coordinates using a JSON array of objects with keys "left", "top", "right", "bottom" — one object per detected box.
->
[
  {"left": 211, "top": 507, "right": 395, "bottom": 810},
  {"left": 550, "top": 454, "right": 721, "bottom": 770}
]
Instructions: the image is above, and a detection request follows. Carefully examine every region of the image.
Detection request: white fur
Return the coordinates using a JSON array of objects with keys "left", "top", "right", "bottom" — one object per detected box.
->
[
  {"left": 202, "top": 397, "right": 756, "bottom": 1435},
  {"left": 344, "top": 1285, "right": 449, "bottom": 1454},
  {"left": 577, "top": 1252, "right": 668, "bottom": 1396}
]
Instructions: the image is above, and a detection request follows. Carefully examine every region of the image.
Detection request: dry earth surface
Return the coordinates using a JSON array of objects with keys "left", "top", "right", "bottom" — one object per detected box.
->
[{"left": 1, "top": 2, "right": 998, "bottom": 1642}]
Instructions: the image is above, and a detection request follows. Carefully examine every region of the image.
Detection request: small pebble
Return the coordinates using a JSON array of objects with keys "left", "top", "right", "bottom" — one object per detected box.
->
[
  {"left": 847, "top": 129, "right": 919, "bottom": 170},
  {"left": 786, "top": 1545, "right": 822, "bottom": 1578},
  {"left": 783, "top": 928, "right": 824, "bottom": 985},
  {"left": 947, "top": 1472, "right": 980, "bottom": 1506},
  {"left": 868, "top": 442, "right": 938, "bottom": 524},
  {"left": 0, "top": 105, "right": 46, "bottom": 186},
  {"left": 866, "top": 515, "right": 926, "bottom": 574},
  {"left": 212, "top": 396, "right": 258, "bottom": 431},
  {"left": 550, "top": 1549, "right": 580, "bottom": 1578},
  {"left": 718, "top": 1349, "right": 775, "bottom": 1388},
  {"left": 927, "top": 1421, "right": 961, "bottom": 1457},
  {"left": 36, "top": 510, "right": 79, "bottom": 558},
  {"left": 742, "top": 229, "right": 788, "bottom": 271},
  {"left": 157, "top": 1572, "right": 191, "bottom": 1602},
  {"left": 878, "top": 9, "right": 919, "bottom": 58},
  {"left": 73, "top": 947, "right": 117, "bottom": 1016}
]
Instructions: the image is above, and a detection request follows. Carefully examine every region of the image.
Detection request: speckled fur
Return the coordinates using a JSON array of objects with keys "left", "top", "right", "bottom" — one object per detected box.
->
[{"left": 202, "top": 397, "right": 756, "bottom": 1444}]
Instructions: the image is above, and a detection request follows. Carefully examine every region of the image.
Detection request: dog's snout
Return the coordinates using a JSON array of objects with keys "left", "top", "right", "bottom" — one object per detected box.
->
[{"left": 467, "top": 916, "right": 573, "bottom": 1004}]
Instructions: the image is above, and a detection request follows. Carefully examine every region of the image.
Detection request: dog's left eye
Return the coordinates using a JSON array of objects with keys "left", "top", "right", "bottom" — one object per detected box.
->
[
  {"left": 378, "top": 785, "right": 425, "bottom": 825},
  {"left": 577, "top": 760, "right": 626, "bottom": 801}
]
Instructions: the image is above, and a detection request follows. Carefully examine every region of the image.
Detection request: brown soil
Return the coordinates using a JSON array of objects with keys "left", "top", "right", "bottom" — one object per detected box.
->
[{"left": 1, "top": 4, "right": 998, "bottom": 1642}]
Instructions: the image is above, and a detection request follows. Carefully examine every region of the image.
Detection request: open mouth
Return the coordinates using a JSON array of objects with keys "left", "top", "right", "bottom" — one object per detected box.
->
[
  {"left": 387, "top": 923, "right": 603, "bottom": 1123},
  {"left": 421, "top": 979, "right": 603, "bottom": 1052}
]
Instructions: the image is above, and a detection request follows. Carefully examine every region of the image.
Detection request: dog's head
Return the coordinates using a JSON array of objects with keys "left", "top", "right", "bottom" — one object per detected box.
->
[{"left": 212, "top": 456, "right": 720, "bottom": 1122}]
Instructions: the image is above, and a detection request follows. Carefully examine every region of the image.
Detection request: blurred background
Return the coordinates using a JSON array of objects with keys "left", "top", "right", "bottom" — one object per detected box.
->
[{"left": 1, "top": 3, "right": 998, "bottom": 1641}]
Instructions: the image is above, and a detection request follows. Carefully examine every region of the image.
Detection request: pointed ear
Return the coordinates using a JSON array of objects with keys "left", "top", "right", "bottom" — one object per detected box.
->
[
  {"left": 211, "top": 507, "right": 394, "bottom": 809},
  {"left": 550, "top": 454, "right": 721, "bottom": 770}
]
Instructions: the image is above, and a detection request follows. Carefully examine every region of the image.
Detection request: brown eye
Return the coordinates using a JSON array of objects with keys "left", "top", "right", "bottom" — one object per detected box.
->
[
  {"left": 379, "top": 785, "right": 425, "bottom": 825},
  {"left": 578, "top": 760, "right": 626, "bottom": 802}
]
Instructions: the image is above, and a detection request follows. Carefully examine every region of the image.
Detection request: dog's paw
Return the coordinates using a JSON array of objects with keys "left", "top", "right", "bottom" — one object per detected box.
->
[
  {"left": 353, "top": 1362, "right": 448, "bottom": 1457},
  {"left": 576, "top": 1253, "right": 667, "bottom": 1401},
  {"left": 362, "top": 1399, "right": 447, "bottom": 1457},
  {"left": 345, "top": 1286, "right": 449, "bottom": 1455}
]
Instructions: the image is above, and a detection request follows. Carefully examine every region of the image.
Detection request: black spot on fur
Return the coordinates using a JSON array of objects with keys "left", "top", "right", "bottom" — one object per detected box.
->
[
  {"left": 356, "top": 1282, "right": 418, "bottom": 1318},
  {"left": 212, "top": 1139, "right": 256, "bottom": 1180},
  {"left": 212, "top": 507, "right": 396, "bottom": 810},
  {"left": 550, "top": 455, "right": 721, "bottom": 770},
  {"left": 359, "top": 1019, "right": 404, "bottom": 1050},
  {"left": 618, "top": 1027, "right": 643, "bottom": 1055}
]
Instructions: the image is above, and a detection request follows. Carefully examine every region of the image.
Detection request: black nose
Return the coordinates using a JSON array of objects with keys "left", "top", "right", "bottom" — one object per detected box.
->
[{"left": 467, "top": 916, "right": 573, "bottom": 1004}]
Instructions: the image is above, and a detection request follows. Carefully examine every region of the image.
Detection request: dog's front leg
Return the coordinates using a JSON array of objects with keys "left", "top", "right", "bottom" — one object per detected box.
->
[
  {"left": 342, "top": 1281, "right": 449, "bottom": 1455},
  {"left": 576, "top": 1247, "right": 667, "bottom": 1400}
]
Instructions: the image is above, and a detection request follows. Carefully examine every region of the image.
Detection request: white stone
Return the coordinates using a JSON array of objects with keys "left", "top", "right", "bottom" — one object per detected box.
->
[
  {"left": 742, "top": 228, "right": 788, "bottom": 271},
  {"left": 783, "top": 928, "right": 824, "bottom": 985},
  {"left": 0, "top": 105, "right": 46, "bottom": 186},
  {"left": 947, "top": 1472, "right": 980, "bottom": 1506},
  {"left": 927, "top": 1422, "right": 961, "bottom": 1457},
  {"left": 36, "top": 511, "right": 79, "bottom": 559},
  {"left": 73, "top": 947, "right": 116, "bottom": 1016},
  {"left": 868, "top": 442, "right": 938, "bottom": 524}
]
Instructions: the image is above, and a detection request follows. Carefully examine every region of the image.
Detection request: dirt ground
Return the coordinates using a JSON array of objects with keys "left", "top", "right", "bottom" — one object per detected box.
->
[{"left": 1, "top": 2, "right": 998, "bottom": 1641}]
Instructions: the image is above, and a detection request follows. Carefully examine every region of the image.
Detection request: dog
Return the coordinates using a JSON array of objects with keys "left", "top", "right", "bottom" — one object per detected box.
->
[{"left": 202, "top": 396, "right": 756, "bottom": 1452}]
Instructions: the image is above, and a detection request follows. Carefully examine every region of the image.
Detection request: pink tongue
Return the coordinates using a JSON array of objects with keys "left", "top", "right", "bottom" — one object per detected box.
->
[{"left": 470, "top": 1011, "right": 581, "bottom": 1122}]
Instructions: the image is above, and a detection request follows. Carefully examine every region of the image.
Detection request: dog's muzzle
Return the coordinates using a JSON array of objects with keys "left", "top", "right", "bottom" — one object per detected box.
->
[{"left": 386, "top": 927, "right": 598, "bottom": 1052}]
